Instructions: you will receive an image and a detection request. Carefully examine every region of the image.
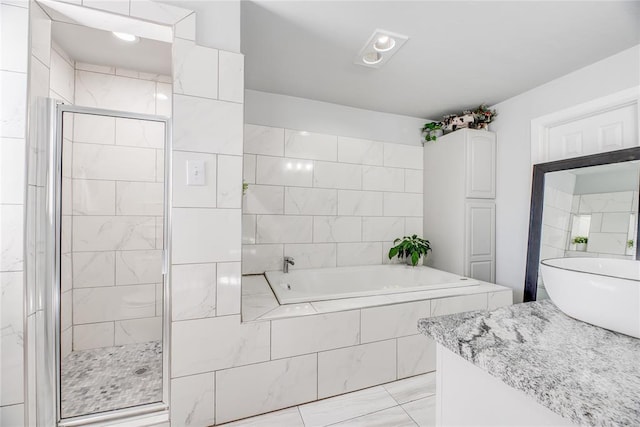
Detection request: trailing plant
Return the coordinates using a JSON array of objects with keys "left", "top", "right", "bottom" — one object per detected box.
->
[
  {"left": 628, "top": 239, "right": 634, "bottom": 249},
  {"left": 388, "top": 234, "right": 432, "bottom": 266},
  {"left": 572, "top": 236, "right": 588, "bottom": 244},
  {"left": 242, "top": 181, "right": 249, "bottom": 195},
  {"left": 422, "top": 121, "right": 443, "bottom": 142}
]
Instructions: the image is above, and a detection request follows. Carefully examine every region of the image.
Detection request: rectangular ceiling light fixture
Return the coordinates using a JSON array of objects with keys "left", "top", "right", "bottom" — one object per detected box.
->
[{"left": 354, "top": 29, "right": 409, "bottom": 69}]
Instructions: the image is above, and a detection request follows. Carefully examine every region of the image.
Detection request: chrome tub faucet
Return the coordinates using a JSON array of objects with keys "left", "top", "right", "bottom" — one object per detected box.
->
[{"left": 283, "top": 256, "right": 295, "bottom": 273}]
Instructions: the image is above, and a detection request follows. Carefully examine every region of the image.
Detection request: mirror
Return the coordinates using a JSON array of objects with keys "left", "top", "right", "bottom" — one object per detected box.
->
[{"left": 524, "top": 147, "right": 640, "bottom": 301}]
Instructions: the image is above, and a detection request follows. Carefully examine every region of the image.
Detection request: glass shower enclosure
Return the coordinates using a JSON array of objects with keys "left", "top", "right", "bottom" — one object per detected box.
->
[{"left": 38, "top": 99, "right": 171, "bottom": 425}]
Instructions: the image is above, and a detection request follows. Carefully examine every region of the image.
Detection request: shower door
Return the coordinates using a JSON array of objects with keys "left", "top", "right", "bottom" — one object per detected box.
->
[{"left": 54, "top": 103, "right": 170, "bottom": 424}]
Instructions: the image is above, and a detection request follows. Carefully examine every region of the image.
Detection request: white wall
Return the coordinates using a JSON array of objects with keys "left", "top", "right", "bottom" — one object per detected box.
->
[
  {"left": 245, "top": 90, "right": 426, "bottom": 146},
  {"left": 491, "top": 44, "right": 640, "bottom": 302}
]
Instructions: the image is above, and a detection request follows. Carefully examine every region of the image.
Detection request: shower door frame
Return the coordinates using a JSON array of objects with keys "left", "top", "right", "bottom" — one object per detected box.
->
[{"left": 46, "top": 99, "right": 172, "bottom": 426}]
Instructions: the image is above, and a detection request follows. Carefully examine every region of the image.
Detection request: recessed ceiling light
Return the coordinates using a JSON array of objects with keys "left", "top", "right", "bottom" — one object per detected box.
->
[
  {"left": 354, "top": 29, "right": 408, "bottom": 69},
  {"left": 112, "top": 31, "right": 139, "bottom": 43},
  {"left": 374, "top": 35, "right": 395, "bottom": 52},
  {"left": 155, "top": 93, "right": 169, "bottom": 101},
  {"left": 362, "top": 51, "right": 382, "bottom": 65}
]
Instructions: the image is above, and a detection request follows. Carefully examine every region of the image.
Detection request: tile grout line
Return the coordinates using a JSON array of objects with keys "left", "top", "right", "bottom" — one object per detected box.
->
[{"left": 398, "top": 402, "right": 421, "bottom": 427}]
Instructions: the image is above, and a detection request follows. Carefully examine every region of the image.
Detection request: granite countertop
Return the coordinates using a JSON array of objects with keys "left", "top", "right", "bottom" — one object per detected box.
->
[{"left": 418, "top": 299, "right": 640, "bottom": 426}]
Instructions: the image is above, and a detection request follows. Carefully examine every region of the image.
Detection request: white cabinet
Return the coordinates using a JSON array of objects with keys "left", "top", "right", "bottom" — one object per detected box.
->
[
  {"left": 465, "top": 201, "right": 495, "bottom": 282},
  {"left": 465, "top": 132, "right": 496, "bottom": 198},
  {"left": 423, "top": 129, "right": 496, "bottom": 282}
]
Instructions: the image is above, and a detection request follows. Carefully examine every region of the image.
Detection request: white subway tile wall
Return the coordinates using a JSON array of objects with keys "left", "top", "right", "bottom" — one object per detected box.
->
[{"left": 243, "top": 126, "right": 424, "bottom": 274}]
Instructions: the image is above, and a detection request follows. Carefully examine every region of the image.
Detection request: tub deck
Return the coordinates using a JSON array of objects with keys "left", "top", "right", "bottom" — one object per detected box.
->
[{"left": 242, "top": 273, "right": 512, "bottom": 322}]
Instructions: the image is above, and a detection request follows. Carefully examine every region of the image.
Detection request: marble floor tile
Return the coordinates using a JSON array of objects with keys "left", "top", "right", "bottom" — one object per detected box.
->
[
  {"left": 298, "top": 386, "right": 397, "bottom": 427},
  {"left": 221, "top": 374, "right": 441, "bottom": 427},
  {"left": 330, "top": 406, "right": 417, "bottom": 427},
  {"left": 220, "top": 407, "right": 305, "bottom": 427},
  {"left": 383, "top": 373, "right": 436, "bottom": 405},
  {"left": 401, "top": 396, "right": 436, "bottom": 427}
]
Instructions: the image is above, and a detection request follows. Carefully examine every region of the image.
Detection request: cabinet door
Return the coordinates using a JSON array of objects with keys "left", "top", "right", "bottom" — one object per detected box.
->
[
  {"left": 465, "top": 132, "right": 496, "bottom": 198},
  {"left": 464, "top": 201, "right": 495, "bottom": 282}
]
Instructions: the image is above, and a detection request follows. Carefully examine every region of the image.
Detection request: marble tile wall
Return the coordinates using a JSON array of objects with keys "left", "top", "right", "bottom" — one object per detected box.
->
[
  {"left": 242, "top": 126, "right": 425, "bottom": 274},
  {"left": 1, "top": 0, "right": 29, "bottom": 423},
  {"left": 168, "top": 19, "right": 246, "bottom": 427},
  {"left": 42, "top": 21, "right": 170, "bottom": 354},
  {"left": 65, "top": 65, "right": 170, "bottom": 351}
]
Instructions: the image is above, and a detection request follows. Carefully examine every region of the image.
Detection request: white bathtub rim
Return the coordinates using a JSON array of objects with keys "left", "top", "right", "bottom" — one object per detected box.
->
[
  {"left": 241, "top": 279, "right": 510, "bottom": 323},
  {"left": 264, "top": 264, "right": 480, "bottom": 305}
]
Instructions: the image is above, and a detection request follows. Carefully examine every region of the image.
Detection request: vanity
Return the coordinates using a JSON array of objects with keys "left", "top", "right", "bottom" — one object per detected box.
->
[
  {"left": 417, "top": 146, "right": 640, "bottom": 426},
  {"left": 419, "top": 300, "right": 640, "bottom": 426}
]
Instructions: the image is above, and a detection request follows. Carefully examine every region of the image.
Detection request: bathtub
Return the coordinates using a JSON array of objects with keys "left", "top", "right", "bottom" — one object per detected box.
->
[{"left": 265, "top": 264, "right": 479, "bottom": 304}]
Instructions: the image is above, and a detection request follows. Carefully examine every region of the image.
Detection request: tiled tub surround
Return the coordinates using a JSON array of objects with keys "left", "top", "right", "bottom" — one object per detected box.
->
[
  {"left": 242, "top": 124, "right": 424, "bottom": 274},
  {"left": 221, "top": 273, "right": 513, "bottom": 424}
]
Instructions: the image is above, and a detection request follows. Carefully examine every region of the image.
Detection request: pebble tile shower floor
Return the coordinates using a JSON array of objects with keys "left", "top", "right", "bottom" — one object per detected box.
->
[{"left": 61, "top": 341, "right": 162, "bottom": 418}]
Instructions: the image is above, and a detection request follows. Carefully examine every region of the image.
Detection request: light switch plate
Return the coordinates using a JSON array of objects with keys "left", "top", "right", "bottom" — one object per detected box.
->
[{"left": 187, "top": 160, "right": 206, "bottom": 186}]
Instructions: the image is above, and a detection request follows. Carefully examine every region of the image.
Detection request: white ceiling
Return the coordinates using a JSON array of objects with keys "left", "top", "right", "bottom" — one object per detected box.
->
[
  {"left": 51, "top": 21, "right": 172, "bottom": 75},
  {"left": 241, "top": 1, "right": 640, "bottom": 119}
]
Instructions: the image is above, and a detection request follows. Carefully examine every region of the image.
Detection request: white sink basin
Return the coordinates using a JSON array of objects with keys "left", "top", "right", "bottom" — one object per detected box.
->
[{"left": 540, "top": 257, "right": 640, "bottom": 338}]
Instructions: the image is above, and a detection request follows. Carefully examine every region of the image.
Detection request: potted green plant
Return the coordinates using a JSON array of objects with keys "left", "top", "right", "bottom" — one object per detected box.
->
[
  {"left": 422, "top": 122, "right": 443, "bottom": 142},
  {"left": 572, "top": 236, "right": 588, "bottom": 251},
  {"left": 388, "top": 235, "right": 432, "bottom": 266},
  {"left": 628, "top": 239, "right": 634, "bottom": 249}
]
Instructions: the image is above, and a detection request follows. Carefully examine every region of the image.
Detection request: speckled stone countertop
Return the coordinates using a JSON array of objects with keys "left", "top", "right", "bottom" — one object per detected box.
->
[{"left": 418, "top": 299, "right": 640, "bottom": 426}]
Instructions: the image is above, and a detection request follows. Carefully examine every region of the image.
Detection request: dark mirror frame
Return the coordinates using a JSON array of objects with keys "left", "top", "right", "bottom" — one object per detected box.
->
[{"left": 524, "top": 147, "right": 640, "bottom": 302}]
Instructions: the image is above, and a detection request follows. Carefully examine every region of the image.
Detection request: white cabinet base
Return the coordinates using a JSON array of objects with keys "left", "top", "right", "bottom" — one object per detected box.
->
[{"left": 435, "top": 344, "right": 574, "bottom": 426}]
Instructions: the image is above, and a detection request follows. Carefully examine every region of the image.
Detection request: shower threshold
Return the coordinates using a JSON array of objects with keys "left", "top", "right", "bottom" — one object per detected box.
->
[{"left": 60, "top": 340, "right": 163, "bottom": 418}]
